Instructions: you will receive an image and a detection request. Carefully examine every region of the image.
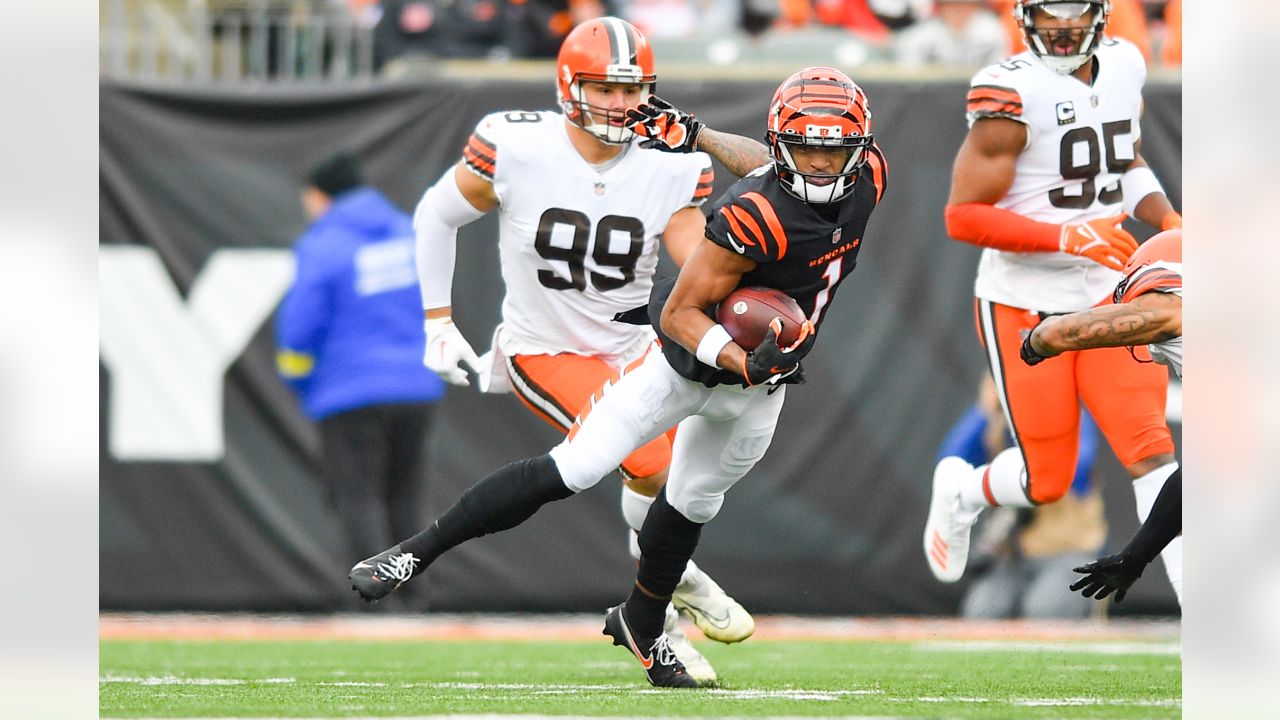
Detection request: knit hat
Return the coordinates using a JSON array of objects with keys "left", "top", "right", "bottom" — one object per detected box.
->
[{"left": 307, "top": 152, "right": 364, "bottom": 197}]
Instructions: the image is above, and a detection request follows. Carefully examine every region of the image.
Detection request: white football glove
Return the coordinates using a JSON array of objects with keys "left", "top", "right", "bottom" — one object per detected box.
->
[{"left": 423, "top": 316, "right": 480, "bottom": 386}]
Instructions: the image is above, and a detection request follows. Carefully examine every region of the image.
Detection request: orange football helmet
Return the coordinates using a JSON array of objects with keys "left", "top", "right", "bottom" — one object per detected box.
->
[
  {"left": 766, "top": 66, "right": 873, "bottom": 204},
  {"left": 556, "top": 17, "right": 656, "bottom": 145},
  {"left": 1014, "top": 0, "right": 1111, "bottom": 74},
  {"left": 1113, "top": 228, "right": 1182, "bottom": 303}
]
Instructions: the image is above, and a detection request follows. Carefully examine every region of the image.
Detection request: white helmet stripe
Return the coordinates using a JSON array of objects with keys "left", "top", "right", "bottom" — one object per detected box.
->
[{"left": 603, "top": 17, "right": 633, "bottom": 65}]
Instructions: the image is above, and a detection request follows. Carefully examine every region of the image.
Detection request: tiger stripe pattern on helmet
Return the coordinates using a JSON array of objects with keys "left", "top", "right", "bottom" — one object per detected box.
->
[
  {"left": 770, "top": 72, "right": 870, "bottom": 137},
  {"left": 462, "top": 131, "right": 497, "bottom": 181},
  {"left": 966, "top": 84, "right": 1024, "bottom": 122}
]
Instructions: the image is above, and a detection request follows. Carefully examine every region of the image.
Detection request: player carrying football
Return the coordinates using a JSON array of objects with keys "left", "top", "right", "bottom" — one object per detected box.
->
[
  {"left": 922, "top": 0, "right": 1183, "bottom": 604},
  {"left": 352, "top": 65, "right": 887, "bottom": 688},
  {"left": 352, "top": 17, "right": 766, "bottom": 683}
]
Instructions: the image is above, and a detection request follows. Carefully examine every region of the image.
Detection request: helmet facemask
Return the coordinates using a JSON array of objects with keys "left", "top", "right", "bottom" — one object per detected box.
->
[
  {"left": 560, "top": 72, "right": 654, "bottom": 145},
  {"left": 1016, "top": 0, "right": 1110, "bottom": 75},
  {"left": 769, "top": 129, "right": 871, "bottom": 204}
]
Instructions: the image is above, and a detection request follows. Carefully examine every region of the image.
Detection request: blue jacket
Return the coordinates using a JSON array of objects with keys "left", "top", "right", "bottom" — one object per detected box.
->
[
  {"left": 275, "top": 188, "right": 445, "bottom": 420},
  {"left": 936, "top": 405, "right": 1100, "bottom": 496}
]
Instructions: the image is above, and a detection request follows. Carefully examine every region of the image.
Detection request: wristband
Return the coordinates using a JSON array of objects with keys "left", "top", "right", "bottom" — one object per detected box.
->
[
  {"left": 695, "top": 324, "right": 734, "bottom": 368},
  {"left": 1120, "top": 166, "right": 1165, "bottom": 216}
]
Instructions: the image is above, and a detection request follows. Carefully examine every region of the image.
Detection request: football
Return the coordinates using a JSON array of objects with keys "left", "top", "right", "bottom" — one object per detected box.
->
[{"left": 715, "top": 286, "right": 807, "bottom": 349}]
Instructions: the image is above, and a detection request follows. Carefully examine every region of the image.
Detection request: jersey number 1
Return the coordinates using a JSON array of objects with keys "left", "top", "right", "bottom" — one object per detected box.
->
[
  {"left": 1051, "top": 120, "right": 1132, "bottom": 209},
  {"left": 534, "top": 208, "right": 645, "bottom": 292}
]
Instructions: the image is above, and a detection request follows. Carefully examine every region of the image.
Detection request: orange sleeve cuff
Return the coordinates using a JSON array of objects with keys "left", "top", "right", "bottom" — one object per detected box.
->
[{"left": 944, "top": 202, "right": 1061, "bottom": 253}]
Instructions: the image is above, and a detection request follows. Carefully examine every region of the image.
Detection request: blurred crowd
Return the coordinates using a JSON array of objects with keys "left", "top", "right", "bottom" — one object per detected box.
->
[{"left": 343, "top": 0, "right": 1182, "bottom": 69}]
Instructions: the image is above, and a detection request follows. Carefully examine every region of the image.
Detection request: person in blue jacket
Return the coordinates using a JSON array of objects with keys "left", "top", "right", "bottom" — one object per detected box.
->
[{"left": 276, "top": 152, "right": 446, "bottom": 568}]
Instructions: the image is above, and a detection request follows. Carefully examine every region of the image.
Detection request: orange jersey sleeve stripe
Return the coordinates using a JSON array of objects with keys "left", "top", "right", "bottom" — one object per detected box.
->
[
  {"left": 967, "top": 100, "right": 1024, "bottom": 118},
  {"left": 719, "top": 206, "right": 758, "bottom": 248},
  {"left": 716, "top": 204, "right": 752, "bottom": 245},
  {"left": 729, "top": 204, "right": 768, "bottom": 254},
  {"left": 463, "top": 149, "right": 495, "bottom": 179},
  {"left": 968, "top": 85, "right": 1022, "bottom": 104},
  {"left": 741, "top": 192, "right": 788, "bottom": 260},
  {"left": 692, "top": 183, "right": 714, "bottom": 200},
  {"left": 468, "top": 132, "right": 497, "bottom": 157}
]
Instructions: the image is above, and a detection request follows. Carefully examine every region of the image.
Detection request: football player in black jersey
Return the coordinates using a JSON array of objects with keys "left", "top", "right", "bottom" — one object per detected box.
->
[{"left": 348, "top": 67, "right": 886, "bottom": 689}]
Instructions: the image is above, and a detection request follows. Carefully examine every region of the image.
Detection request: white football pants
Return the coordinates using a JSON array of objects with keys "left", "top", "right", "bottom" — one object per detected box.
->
[{"left": 550, "top": 345, "right": 785, "bottom": 524}]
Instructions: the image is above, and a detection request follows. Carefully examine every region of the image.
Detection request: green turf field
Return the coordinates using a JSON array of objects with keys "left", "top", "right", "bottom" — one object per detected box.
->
[{"left": 100, "top": 637, "right": 1181, "bottom": 719}]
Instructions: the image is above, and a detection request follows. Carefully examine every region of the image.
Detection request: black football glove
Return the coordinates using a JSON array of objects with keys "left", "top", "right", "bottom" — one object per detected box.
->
[
  {"left": 1019, "top": 330, "right": 1049, "bottom": 366},
  {"left": 626, "top": 96, "right": 704, "bottom": 153},
  {"left": 1070, "top": 552, "right": 1146, "bottom": 603},
  {"left": 741, "top": 318, "right": 816, "bottom": 386}
]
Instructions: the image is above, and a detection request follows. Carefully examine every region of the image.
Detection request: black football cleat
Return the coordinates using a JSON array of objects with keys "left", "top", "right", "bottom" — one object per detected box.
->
[
  {"left": 349, "top": 544, "right": 419, "bottom": 602},
  {"left": 602, "top": 603, "right": 700, "bottom": 688}
]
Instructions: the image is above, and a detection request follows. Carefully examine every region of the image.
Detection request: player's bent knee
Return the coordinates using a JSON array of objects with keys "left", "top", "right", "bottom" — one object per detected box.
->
[
  {"left": 668, "top": 488, "right": 723, "bottom": 524},
  {"left": 1027, "top": 479, "right": 1070, "bottom": 505},
  {"left": 548, "top": 443, "right": 615, "bottom": 493}
]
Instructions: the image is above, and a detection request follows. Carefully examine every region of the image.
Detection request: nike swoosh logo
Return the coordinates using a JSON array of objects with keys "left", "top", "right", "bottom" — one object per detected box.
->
[
  {"left": 621, "top": 621, "right": 654, "bottom": 669},
  {"left": 679, "top": 601, "right": 732, "bottom": 629},
  {"left": 727, "top": 236, "right": 746, "bottom": 254},
  {"left": 353, "top": 561, "right": 372, "bottom": 570}
]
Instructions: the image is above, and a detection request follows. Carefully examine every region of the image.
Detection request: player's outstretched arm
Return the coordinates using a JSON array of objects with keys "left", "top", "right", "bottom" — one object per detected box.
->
[
  {"left": 945, "top": 119, "right": 1137, "bottom": 270},
  {"left": 1022, "top": 291, "right": 1181, "bottom": 364},
  {"left": 695, "top": 129, "right": 771, "bottom": 179},
  {"left": 626, "top": 96, "right": 769, "bottom": 178}
]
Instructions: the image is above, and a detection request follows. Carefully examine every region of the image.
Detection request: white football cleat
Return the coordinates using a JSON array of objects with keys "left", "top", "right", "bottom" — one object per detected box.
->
[
  {"left": 923, "top": 456, "right": 984, "bottom": 583},
  {"left": 672, "top": 560, "right": 754, "bottom": 643},
  {"left": 663, "top": 604, "right": 717, "bottom": 685}
]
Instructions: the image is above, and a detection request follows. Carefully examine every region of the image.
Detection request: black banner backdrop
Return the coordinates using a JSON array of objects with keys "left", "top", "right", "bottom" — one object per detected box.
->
[{"left": 100, "top": 77, "right": 1181, "bottom": 614}]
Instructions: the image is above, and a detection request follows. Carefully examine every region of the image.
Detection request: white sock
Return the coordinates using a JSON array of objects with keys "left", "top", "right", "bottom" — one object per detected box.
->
[
  {"left": 621, "top": 486, "right": 655, "bottom": 561},
  {"left": 1132, "top": 462, "right": 1182, "bottom": 606},
  {"left": 957, "top": 447, "right": 1034, "bottom": 509},
  {"left": 621, "top": 485, "right": 700, "bottom": 579}
]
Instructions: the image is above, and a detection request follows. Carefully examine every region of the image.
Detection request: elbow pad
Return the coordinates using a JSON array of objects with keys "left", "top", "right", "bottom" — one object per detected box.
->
[{"left": 413, "top": 169, "right": 488, "bottom": 310}]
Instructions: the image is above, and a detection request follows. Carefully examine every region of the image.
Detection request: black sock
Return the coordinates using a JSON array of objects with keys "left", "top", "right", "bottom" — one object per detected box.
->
[
  {"left": 626, "top": 489, "right": 703, "bottom": 639},
  {"left": 399, "top": 454, "right": 573, "bottom": 574},
  {"left": 1125, "top": 467, "right": 1181, "bottom": 564}
]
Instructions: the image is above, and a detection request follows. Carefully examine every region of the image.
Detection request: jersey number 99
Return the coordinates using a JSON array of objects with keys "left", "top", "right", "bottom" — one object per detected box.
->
[{"left": 534, "top": 208, "right": 645, "bottom": 292}]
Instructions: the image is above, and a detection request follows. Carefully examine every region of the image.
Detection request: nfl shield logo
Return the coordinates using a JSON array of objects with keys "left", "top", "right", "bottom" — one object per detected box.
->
[
  {"left": 594, "top": 182, "right": 606, "bottom": 195},
  {"left": 832, "top": 227, "right": 842, "bottom": 244}
]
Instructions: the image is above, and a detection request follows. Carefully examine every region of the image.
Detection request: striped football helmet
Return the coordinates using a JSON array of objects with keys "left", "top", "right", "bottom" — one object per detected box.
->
[
  {"left": 556, "top": 17, "right": 656, "bottom": 145},
  {"left": 766, "top": 66, "right": 873, "bottom": 204}
]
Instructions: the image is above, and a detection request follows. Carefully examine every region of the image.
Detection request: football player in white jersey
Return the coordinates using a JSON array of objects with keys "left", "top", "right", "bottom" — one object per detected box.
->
[
  {"left": 1021, "top": 229, "right": 1182, "bottom": 602},
  {"left": 355, "top": 17, "right": 761, "bottom": 682},
  {"left": 923, "top": 0, "right": 1184, "bottom": 605}
]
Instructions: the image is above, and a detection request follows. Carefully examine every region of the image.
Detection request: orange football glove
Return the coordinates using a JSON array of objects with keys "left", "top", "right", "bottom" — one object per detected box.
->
[
  {"left": 625, "top": 96, "right": 703, "bottom": 153},
  {"left": 1059, "top": 214, "right": 1139, "bottom": 271},
  {"left": 1161, "top": 212, "right": 1182, "bottom": 231}
]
